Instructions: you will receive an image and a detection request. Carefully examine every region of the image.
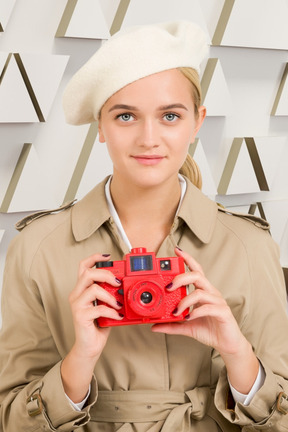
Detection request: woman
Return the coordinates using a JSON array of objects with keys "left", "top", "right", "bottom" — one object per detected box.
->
[{"left": 0, "top": 21, "right": 288, "bottom": 432}]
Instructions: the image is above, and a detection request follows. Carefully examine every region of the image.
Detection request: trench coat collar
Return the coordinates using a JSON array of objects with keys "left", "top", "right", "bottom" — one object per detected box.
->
[
  {"left": 71, "top": 176, "right": 218, "bottom": 244},
  {"left": 71, "top": 176, "right": 112, "bottom": 242},
  {"left": 177, "top": 179, "right": 218, "bottom": 244}
]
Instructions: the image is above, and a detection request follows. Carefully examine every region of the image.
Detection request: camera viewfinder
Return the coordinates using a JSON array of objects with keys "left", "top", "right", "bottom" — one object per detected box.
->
[
  {"left": 96, "top": 261, "right": 114, "bottom": 268},
  {"left": 130, "top": 255, "right": 153, "bottom": 272}
]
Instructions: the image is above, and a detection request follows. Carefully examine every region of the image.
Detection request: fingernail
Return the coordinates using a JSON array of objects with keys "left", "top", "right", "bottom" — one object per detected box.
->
[
  {"left": 165, "top": 282, "right": 173, "bottom": 290},
  {"left": 102, "top": 253, "right": 111, "bottom": 257},
  {"left": 119, "top": 313, "right": 124, "bottom": 318},
  {"left": 176, "top": 246, "right": 182, "bottom": 251},
  {"left": 184, "top": 313, "right": 190, "bottom": 320},
  {"left": 172, "top": 307, "right": 178, "bottom": 315},
  {"left": 116, "top": 301, "right": 123, "bottom": 307},
  {"left": 115, "top": 278, "right": 122, "bottom": 284}
]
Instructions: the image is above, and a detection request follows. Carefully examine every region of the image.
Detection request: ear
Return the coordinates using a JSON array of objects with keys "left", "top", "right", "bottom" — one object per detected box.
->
[
  {"left": 190, "top": 105, "right": 206, "bottom": 143},
  {"left": 195, "top": 105, "right": 206, "bottom": 134},
  {"left": 98, "top": 121, "right": 106, "bottom": 143}
]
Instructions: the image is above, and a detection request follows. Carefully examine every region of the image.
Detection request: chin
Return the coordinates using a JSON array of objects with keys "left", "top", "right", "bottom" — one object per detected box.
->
[{"left": 132, "top": 172, "right": 176, "bottom": 189}]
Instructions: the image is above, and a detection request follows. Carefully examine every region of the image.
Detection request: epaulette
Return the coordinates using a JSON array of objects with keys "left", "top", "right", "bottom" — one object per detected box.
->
[
  {"left": 217, "top": 205, "right": 270, "bottom": 231},
  {"left": 15, "top": 200, "right": 76, "bottom": 232}
]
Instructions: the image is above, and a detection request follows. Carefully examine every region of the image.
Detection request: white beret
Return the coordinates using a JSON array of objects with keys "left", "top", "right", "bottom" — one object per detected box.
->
[{"left": 62, "top": 21, "right": 209, "bottom": 125}]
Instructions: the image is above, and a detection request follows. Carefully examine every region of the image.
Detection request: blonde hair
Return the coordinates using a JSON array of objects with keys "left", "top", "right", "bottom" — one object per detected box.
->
[{"left": 178, "top": 67, "right": 202, "bottom": 189}]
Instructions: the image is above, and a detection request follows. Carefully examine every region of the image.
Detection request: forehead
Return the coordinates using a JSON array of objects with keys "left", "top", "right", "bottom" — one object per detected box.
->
[{"left": 101, "top": 69, "right": 194, "bottom": 111}]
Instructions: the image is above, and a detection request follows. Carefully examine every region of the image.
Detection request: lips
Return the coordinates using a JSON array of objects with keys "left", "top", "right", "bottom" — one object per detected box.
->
[{"left": 132, "top": 155, "right": 165, "bottom": 166}]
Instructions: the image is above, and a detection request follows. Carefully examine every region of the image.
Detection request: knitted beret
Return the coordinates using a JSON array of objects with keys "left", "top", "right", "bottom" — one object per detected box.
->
[{"left": 62, "top": 21, "right": 209, "bottom": 125}]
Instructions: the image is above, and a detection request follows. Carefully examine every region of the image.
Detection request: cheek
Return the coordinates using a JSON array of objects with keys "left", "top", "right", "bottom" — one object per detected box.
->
[
  {"left": 105, "top": 142, "right": 118, "bottom": 159},
  {"left": 169, "top": 129, "right": 194, "bottom": 163},
  {"left": 100, "top": 123, "right": 133, "bottom": 144},
  {"left": 168, "top": 126, "right": 195, "bottom": 150},
  {"left": 105, "top": 140, "right": 127, "bottom": 166},
  {"left": 98, "top": 127, "right": 118, "bottom": 146}
]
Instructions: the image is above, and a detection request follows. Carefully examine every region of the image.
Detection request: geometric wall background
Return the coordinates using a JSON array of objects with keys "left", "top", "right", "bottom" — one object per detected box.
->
[
  {"left": 212, "top": 0, "right": 288, "bottom": 50},
  {"left": 271, "top": 63, "right": 288, "bottom": 116},
  {"left": 1, "top": 0, "right": 288, "bottom": 323},
  {"left": 0, "top": 1, "right": 16, "bottom": 33},
  {"left": 217, "top": 136, "right": 286, "bottom": 195}
]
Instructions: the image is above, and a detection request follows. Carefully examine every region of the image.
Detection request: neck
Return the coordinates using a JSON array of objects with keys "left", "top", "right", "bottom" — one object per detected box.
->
[{"left": 109, "top": 174, "right": 182, "bottom": 251}]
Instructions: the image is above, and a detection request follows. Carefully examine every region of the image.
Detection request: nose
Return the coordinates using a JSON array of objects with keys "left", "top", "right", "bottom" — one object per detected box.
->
[{"left": 138, "top": 118, "right": 160, "bottom": 148}]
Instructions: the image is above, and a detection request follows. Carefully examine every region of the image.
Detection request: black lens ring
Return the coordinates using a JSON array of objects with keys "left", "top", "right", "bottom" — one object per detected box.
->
[{"left": 140, "top": 291, "right": 153, "bottom": 304}]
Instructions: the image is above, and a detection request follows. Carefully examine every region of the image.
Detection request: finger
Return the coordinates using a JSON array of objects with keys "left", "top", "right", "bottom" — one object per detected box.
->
[
  {"left": 185, "top": 303, "right": 231, "bottom": 323},
  {"left": 175, "top": 247, "right": 204, "bottom": 275},
  {"left": 172, "top": 289, "right": 226, "bottom": 317},
  {"left": 151, "top": 322, "right": 188, "bottom": 336},
  {"left": 173, "top": 248, "right": 221, "bottom": 296},
  {"left": 167, "top": 270, "right": 220, "bottom": 298},
  {"left": 78, "top": 253, "right": 112, "bottom": 276},
  {"left": 169, "top": 270, "right": 210, "bottom": 290},
  {"left": 72, "top": 304, "right": 123, "bottom": 333},
  {"left": 84, "top": 303, "right": 124, "bottom": 322},
  {"left": 72, "top": 267, "right": 121, "bottom": 299},
  {"left": 73, "top": 284, "right": 122, "bottom": 310}
]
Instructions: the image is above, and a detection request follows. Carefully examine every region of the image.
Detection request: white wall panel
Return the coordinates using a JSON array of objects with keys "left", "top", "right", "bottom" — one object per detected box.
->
[
  {"left": 189, "top": 139, "right": 217, "bottom": 198},
  {"left": 254, "top": 137, "right": 286, "bottom": 190},
  {"left": 201, "top": 58, "right": 232, "bottom": 116},
  {"left": 56, "top": 0, "right": 110, "bottom": 39},
  {"left": 0, "top": 143, "right": 57, "bottom": 213},
  {"left": 98, "top": 0, "right": 121, "bottom": 29},
  {"left": 271, "top": 63, "right": 288, "bottom": 116},
  {"left": 122, "top": 0, "right": 209, "bottom": 37},
  {"left": 19, "top": 53, "right": 69, "bottom": 120},
  {"left": 0, "top": 0, "right": 16, "bottom": 31},
  {"left": 0, "top": 53, "right": 39, "bottom": 122},
  {"left": 213, "top": 0, "right": 288, "bottom": 50},
  {"left": 261, "top": 200, "right": 288, "bottom": 246},
  {"left": 75, "top": 134, "right": 114, "bottom": 200}
]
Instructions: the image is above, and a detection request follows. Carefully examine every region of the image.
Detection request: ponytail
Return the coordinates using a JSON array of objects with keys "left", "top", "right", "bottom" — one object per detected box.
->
[
  {"left": 180, "top": 154, "right": 202, "bottom": 189},
  {"left": 177, "top": 67, "right": 203, "bottom": 189}
]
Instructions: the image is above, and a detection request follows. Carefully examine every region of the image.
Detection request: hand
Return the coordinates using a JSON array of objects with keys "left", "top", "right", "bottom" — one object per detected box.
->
[
  {"left": 152, "top": 248, "right": 244, "bottom": 355},
  {"left": 69, "top": 253, "right": 123, "bottom": 359},
  {"left": 152, "top": 247, "right": 259, "bottom": 394},
  {"left": 61, "top": 253, "right": 123, "bottom": 403}
]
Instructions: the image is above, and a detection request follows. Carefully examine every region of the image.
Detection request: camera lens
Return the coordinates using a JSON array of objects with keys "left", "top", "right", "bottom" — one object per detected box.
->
[{"left": 140, "top": 291, "right": 153, "bottom": 304}]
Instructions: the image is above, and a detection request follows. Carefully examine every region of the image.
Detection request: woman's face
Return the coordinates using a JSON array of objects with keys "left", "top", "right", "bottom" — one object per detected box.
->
[{"left": 98, "top": 68, "right": 206, "bottom": 189}]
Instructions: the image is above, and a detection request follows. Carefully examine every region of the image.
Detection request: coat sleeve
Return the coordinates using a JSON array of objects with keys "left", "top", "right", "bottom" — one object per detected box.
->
[
  {"left": 214, "top": 229, "right": 288, "bottom": 431},
  {"left": 0, "top": 234, "right": 97, "bottom": 431}
]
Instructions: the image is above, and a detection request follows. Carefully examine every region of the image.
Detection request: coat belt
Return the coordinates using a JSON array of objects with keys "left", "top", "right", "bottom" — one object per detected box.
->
[{"left": 90, "top": 387, "right": 212, "bottom": 428}]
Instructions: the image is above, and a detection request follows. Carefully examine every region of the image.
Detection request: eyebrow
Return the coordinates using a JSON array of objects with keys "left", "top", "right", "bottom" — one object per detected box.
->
[
  {"left": 108, "top": 104, "right": 139, "bottom": 112},
  {"left": 158, "top": 103, "right": 188, "bottom": 111},
  {"left": 108, "top": 103, "right": 188, "bottom": 112}
]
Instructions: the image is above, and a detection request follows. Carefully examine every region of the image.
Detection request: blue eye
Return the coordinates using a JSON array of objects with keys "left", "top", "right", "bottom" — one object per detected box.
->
[
  {"left": 164, "top": 113, "right": 179, "bottom": 122},
  {"left": 118, "top": 113, "right": 133, "bottom": 122}
]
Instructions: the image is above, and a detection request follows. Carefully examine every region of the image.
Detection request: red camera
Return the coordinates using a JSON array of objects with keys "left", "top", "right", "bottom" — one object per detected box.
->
[{"left": 96, "top": 247, "right": 189, "bottom": 327}]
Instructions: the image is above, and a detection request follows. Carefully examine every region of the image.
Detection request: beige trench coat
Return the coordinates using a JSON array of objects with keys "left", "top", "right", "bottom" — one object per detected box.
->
[{"left": 1, "top": 177, "right": 288, "bottom": 432}]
